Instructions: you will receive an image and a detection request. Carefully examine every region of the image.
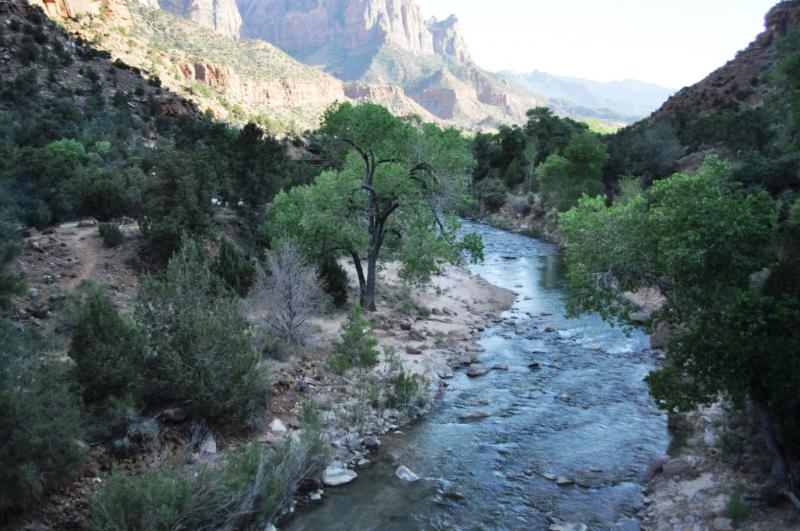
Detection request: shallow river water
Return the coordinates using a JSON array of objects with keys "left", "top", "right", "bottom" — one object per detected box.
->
[{"left": 288, "top": 222, "right": 668, "bottom": 530}]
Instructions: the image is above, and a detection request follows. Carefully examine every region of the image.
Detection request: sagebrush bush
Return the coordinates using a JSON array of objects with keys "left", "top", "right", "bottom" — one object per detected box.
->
[
  {"left": 0, "top": 320, "right": 84, "bottom": 512},
  {"left": 211, "top": 238, "right": 255, "bottom": 297},
  {"left": 136, "top": 237, "right": 267, "bottom": 426},
  {"left": 69, "top": 288, "right": 143, "bottom": 405},
  {"left": 89, "top": 418, "right": 328, "bottom": 530}
]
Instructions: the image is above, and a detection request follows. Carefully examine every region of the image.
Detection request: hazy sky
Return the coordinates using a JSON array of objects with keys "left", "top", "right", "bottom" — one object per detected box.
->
[{"left": 417, "top": 0, "right": 778, "bottom": 88}]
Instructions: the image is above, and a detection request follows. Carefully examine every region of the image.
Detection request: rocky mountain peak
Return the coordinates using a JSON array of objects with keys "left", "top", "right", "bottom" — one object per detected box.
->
[
  {"left": 428, "top": 14, "right": 472, "bottom": 64},
  {"left": 159, "top": 0, "right": 242, "bottom": 38}
]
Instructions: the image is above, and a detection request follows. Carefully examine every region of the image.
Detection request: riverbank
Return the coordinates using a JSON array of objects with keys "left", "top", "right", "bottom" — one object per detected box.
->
[
  {"left": 640, "top": 402, "right": 800, "bottom": 530},
  {"left": 259, "top": 259, "right": 517, "bottom": 522}
]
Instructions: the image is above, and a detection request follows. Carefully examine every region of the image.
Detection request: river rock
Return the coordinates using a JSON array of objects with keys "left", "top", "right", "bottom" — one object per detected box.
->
[
  {"left": 309, "top": 489, "right": 323, "bottom": 501},
  {"left": 549, "top": 524, "right": 587, "bottom": 531},
  {"left": 492, "top": 363, "right": 508, "bottom": 371},
  {"left": 323, "top": 465, "right": 357, "bottom": 486},
  {"left": 269, "top": 418, "right": 288, "bottom": 433},
  {"left": 442, "top": 489, "right": 465, "bottom": 500},
  {"left": 408, "top": 329, "right": 425, "bottom": 341},
  {"left": 395, "top": 465, "right": 420, "bottom": 482},
  {"left": 406, "top": 346, "right": 423, "bottom": 355},
  {"left": 459, "top": 409, "right": 491, "bottom": 421},
  {"left": 662, "top": 457, "right": 698, "bottom": 479},
  {"left": 356, "top": 458, "right": 372, "bottom": 469},
  {"left": 362, "top": 434, "right": 381, "bottom": 450},
  {"left": 556, "top": 476, "right": 575, "bottom": 486},
  {"left": 437, "top": 366, "right": 455, "bottom": 379},
  {"left": 466, "top": 363, "right": 490, "bottom": 377}
]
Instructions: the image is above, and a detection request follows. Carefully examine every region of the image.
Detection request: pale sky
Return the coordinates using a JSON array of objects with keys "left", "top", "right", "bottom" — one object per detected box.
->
[{"left": 417, "top": 0, "right": 778, "bottom": 88}]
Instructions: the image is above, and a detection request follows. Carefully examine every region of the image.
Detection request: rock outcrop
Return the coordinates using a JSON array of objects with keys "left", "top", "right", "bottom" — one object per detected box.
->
[
  {"left": 651, "top": 0, "right": 800, "bottom": 120},
  {"left": 159, "top": 0, "right": 242, "bottom": 38},
  {"left": 236, "top": 0, "right": 447, "bottom": 60},
  {"left": 177, "top": 62, "right": 346, "bottom": 109}
]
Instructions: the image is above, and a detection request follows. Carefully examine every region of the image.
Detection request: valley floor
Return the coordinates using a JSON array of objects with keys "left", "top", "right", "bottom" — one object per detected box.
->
[{"left": 7, "top": 220, "right": 515, "bottom": 529}]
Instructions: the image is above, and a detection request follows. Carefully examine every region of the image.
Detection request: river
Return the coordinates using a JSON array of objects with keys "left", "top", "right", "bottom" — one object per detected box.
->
[{"left": 288, "top": 222, "right": 668, "bottom": 530}]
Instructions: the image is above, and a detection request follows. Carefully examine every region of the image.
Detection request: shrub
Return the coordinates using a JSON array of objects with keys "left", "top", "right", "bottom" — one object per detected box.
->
[
  {"left": 136, "top": 237, "right": 267, "bottom": 426},
  {"left": 0, "top": 320, "right": 84, "bottom": 512},
  {"left": 211, "top": 238, "right": 255, "bottom": 297},
  {"left": 726, "top": 487, "right": 750, "bottom": 522},
  {"left": 253, "top": 239, "right": 325, "bottom": 348},
  {"left": 69, "top": 288, "right": 142, "bottom": 405},
  {"left": 89, "top": 418, "right": 328, "bottom": 529},
  {"left": 0, "top": 217, "right": 24, "bottom": 305},
  {"left": 385, "top": 351, "right": 426, "bottom": 413},
  {"left": 98, "top": 222, "right": 124, "bottom": 247},
  {"left": 319, "top": 254, "right": 349, "bottom": 307},
  {"left": 330, "top": 305, "right": 379, "bottom": 374}
]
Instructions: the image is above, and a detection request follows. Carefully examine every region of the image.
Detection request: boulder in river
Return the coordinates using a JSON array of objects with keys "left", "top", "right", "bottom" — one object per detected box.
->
[
  {"left": 459, "top": 409, "right": 491, "bottom": 421},
  {"left": 466, "top": 363, "right": 490, "bottom": 377},
  {"left": 323, "top": 465, "right": 358, "bottom": 486},
  {"left": 395, "top": 465, "right": 420, "bottom": 482}
]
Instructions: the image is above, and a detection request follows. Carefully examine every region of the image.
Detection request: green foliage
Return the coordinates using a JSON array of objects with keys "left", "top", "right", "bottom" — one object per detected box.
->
[
  {"left": 473, "top": 177, "right": 508, "bottom": 212},
  {"left": 560, "top": 159, "right": 796, "bottom": 414},
  {"left": 98, "top": 222, "right": 124, "bottom": 247},
  {"left": 211, "top": 238, "right": 256, "bottom": 297},
  {"left": 0, "top": 215, "right": 24, "bottom": 304},
  {"left": 0, "top": 320, "right": 84, "bottom": 512},
  {"left": 266, "top": 102, "right": 481, "bottom": 310},
  {"left": 385, "top": 350, "right": 426, "bottom": 413},
  {"left": 139, "top": 149, "right": 216, "bottom": 257},
  {"left": 318, "top": 254, "right": 349, "bottom": 307},
  {"left": 136, "top": 237, "right": 267, "bottom": 425},
  {"left": 536, "top": 131, "right": 608, "bottom": 211},
  {"left": 330, "top": 305, "right": 379, "bottom": 373},
  {"left": 89, "top": 422, "right": 328, "bottom": 530},
  {"left": 726, "top": 487, "right": 750, "bottom": 522},
  {"left": 70, "top": 288, "right": 143, "bottom": 406}
]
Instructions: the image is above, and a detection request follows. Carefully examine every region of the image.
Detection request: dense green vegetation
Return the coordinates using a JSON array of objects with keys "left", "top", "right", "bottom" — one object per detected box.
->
[
  {"left": 470, "top": 108, "right": 608, "bottom": 214},
  {"left": 265, "top": 102, "right": 483, "bottom": 310},
  {"left": 558, "top": 28, "right": 800, "bottom": 500}
]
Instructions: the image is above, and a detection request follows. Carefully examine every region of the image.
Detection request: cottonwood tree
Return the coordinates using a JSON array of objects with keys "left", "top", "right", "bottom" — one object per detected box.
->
[
  {"left": 560, "top": 158, "right": 800, "bottom": 504},
  {"left": 264, "top": 102, "right": 482, "bottom": 311},
  {"left": 253, "top": 239, "right": 325, "bottom": 348}
]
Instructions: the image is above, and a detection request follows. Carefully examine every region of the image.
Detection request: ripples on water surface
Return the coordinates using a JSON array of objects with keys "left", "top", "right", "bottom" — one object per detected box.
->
[{"left": 288, "top": 222, "right": 668, "bottom": 531}]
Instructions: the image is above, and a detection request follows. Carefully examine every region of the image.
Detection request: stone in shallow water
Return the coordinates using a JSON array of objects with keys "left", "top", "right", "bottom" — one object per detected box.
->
[
  {"left": 466, "top": 363, "right": 490, "bottom": 377},
  {"left": 395, "top": 465, "right": 420, "bottom": 482},
  {"left": 323, "top": 465, "right": 357, "bottom": 487},
  {"left": 556, "top": 476, "right": 575, "bottom": 486},
  {"left": 459, "top": 409, "right": 491, "bottom": 421}
]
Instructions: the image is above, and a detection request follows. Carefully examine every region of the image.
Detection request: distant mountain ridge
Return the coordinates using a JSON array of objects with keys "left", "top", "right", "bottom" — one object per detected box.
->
[{"left": 502, "top": 71, "right": 675, "bottom": 123}]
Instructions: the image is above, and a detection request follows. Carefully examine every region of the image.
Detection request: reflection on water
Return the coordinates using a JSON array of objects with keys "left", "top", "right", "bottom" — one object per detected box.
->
[{"left": 288, "top": 222, "right": 667, "bottom": 531}]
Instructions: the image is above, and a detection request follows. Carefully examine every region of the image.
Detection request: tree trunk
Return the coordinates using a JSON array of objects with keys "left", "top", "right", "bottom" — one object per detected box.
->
[
  {"left": 352, "top": 253, "right": 368, "bottom": 309},
  {"left": 753, "top": 399, "right": 800, "bottom": 509},
  {"left": 364, "top": 248, "right": 378, "bottom": 311}
]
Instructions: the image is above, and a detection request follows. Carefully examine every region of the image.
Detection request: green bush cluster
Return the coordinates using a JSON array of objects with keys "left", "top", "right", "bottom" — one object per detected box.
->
[
  {"left": 69, "top": 238, "right": 268, "bottom": 428},
  {"left": 211, "top": 238, "right": 256, "bottom": 297},
  {"left": 88, "top": 423, "right": 328, "bottom": 530},
  {"left": 318, "top": 254, "right": 349, "bottom": 307},
  {"left": 329, "top": 305, "right": 380, "bottom": 374},
  {"left": 0, "top": 321, "right": 85, "bottom": 513},
  {"left": 98, "top": 222, "right": 124, "bottom": 247}
]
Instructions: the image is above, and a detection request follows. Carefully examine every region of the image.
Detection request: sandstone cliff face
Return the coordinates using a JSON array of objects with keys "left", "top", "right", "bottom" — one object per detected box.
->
[
  {"left": 429, "top": 15, "right": 471, "bottom": 65},
  {"left": 344, "top": 83, "right": 438, "bottom": 121},
  {"left": 652, "top": 0, "right": 800, "bottom": 120},
  {"left": 236, "top": 0, "right": 442, "bottom": 58},
  {"left": 178, "top": 62, "right": 346, "bottom": 108},
  {"left": 158, "top": 0, "right": 242, "bottom": 38}
]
